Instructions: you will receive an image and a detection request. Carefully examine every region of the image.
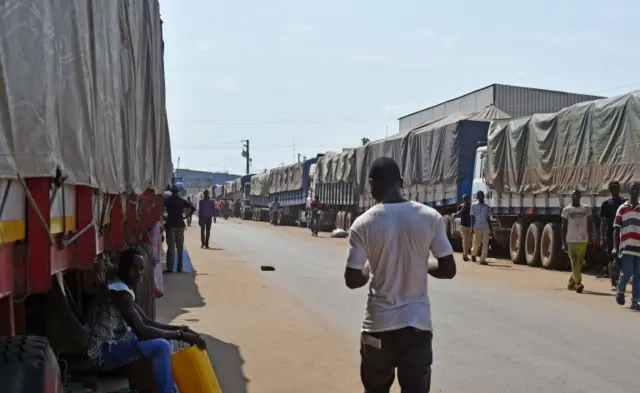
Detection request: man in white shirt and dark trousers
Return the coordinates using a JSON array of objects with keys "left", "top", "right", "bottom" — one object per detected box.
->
[{"left": 344, "top": 157, "right": 457, "bottom": 393}]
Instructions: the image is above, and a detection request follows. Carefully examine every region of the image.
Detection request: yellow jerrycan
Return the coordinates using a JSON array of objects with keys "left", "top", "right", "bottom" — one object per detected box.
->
[{"left": 171, "top": 345, "right": 222, "bottom": 393}]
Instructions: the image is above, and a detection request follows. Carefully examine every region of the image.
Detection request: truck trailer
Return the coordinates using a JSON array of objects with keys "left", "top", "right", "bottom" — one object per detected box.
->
[
  {"left": 471, "top": 92, "right": 640, "bottom": 270},
  {"left": 267, "top": 158, "right": 318, "bottom": 226},
  {"left": 0, "top": 1, "right": 172, "bottom": 391},
  {"left": 249, "top": 172, "right": 271, "bottom": 221},
  {"left": 227, "top": 174, "right": 254, "bottom": 218},
  {"left": 313, "top": 150, "right": 360, "bottom": 230}
]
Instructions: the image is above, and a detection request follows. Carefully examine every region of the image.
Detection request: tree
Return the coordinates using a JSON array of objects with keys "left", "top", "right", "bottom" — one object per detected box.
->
[{"left": 361, "top": 137, "right": 370, "bottom": 145}]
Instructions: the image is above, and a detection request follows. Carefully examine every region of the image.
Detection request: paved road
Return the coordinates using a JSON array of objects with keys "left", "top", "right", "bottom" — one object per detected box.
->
[{"left": 208, "top": 220, "right": 638, "bottom": 393}]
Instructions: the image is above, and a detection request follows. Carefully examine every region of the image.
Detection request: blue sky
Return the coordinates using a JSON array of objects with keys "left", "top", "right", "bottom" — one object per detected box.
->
[{"left": 159, "top": 0, "right": 638, "bottom": 176}]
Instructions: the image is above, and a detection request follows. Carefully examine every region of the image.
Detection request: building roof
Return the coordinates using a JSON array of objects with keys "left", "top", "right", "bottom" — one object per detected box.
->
[{"left": 398, "top": 83, "right": 605, "bottom": 120}]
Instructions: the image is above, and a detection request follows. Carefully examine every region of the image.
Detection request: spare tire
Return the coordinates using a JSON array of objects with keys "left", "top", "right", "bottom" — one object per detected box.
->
[
  {"left": 510, "top": 221, "right": 527, "bottom": 265},
  {"left": 541, "top": 222, "right": 568, "bottom": 270},
  {"left": 0, "top": 336, "right": 62, "bottom": 393},
  {"left": 525, "top": 221, "right": 544, "bottom": 267}
]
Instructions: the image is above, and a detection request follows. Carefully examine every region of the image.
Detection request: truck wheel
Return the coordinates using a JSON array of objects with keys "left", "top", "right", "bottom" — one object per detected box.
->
[
  {"left": 541, "top": 222, "right": 567, "bottom": 270},
  {"left": 345, "top": 212, "right": 353, "bottom": 230},
  {"left": 0, "top": 336, "right": 62, "bottom": 393},
  {"left": 510, "top": 221, "right": 527, "bottom": 265},
  {"left": 525, "top": 221, "right": 544, "bottom": 267}
]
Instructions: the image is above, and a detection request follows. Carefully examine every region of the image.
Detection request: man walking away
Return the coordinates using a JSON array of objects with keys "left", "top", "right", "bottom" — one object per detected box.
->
[
  {"left": 309, "top": 194, "right": 323, "bottom": 235},
  {"left": 270, "top": 197, "right": 280, "bottom": 226},
  {"left": 455, "top": 194, "right": 472, "bottom": 261},
  {"left": 344, "top": 157, "right": 456, "bottom": 393},
  {"left": 600, "top": 181, "right": 626, "bottom": 290},
  {"left": 470, "top": 191, "right": 491, "bottom": 265},
  {"left": 198, "top": 190, "right": 215, "bottom": 249},
  {"left": 561, "top": 190, "right": 592, "bottom": 293},
  {"left": 186, "top": 196, "right": 193, "bottom": 226},
  {"left": 613, "top": 182, "right": 640, "bottom": 310},
  {"left": 164, "top": 185, "right": 195, "bottom": 273}
]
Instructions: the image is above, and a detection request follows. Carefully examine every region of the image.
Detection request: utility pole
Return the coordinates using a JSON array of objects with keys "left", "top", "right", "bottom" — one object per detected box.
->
[
  {"left": 241, "top": 140, "right": 250, "bottom": 175},
  {"left": 297, "top": 153, "right": 301, "bottom": 163}
]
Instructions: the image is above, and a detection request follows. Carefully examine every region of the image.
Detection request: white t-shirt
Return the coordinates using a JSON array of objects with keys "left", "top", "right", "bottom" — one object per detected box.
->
[
  {"left": 345, "top": 201, "right": 453, "bottom": 333},
  {"left": 561, "top": 204, "right": 591, "bottom": 243}
]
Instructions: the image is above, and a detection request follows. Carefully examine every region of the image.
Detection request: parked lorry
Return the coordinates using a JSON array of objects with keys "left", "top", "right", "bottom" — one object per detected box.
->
[
  {"left": 312, "top": 151, "right": 359, "bottom": 230},
  {"left": 267, "top": 158, "right": 318, "bottom": 226},
  {"left": 248, "top": 172, "right": 271, "bottom": 221},
  {"left": 0, "top": 1, "right": 171, "bottom": 391},
  {"left": 471, "top": 92, "right": 639, "bottom": 269},
  {"left": 227, "top": 174, "right": 254, "bottom": 217}
]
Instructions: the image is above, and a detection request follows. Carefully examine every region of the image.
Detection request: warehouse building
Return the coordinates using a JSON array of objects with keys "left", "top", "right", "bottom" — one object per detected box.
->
[{"left": 398, "top": 83, "right": 604, "bottom": 133}]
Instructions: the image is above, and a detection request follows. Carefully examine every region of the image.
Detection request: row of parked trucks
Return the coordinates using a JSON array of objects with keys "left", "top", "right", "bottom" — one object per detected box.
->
[
  {"left": 230, "top": 93, "right": 640, "bottom": 272},
  {"left": 0, "top": 1, "right": 172, "bottom": 391}
]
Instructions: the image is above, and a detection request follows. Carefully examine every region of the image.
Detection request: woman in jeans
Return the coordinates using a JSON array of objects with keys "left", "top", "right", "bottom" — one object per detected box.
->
[{"left": 87, "top": 248, "right": 206, "bottom": 393}]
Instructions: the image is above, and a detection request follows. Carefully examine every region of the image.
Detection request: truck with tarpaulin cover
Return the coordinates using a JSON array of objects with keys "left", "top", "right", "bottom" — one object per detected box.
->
[
  {"left": 476, "top": 92, "right": 639, "bottom": 270},
  {"left": 353, "top": 106, "right": 509, "bottom": 243},
  {"left": 0, "top": 0, "right": 172, "bottom": 390},
  {"left": 312, "top": 150, "right": 359, "bottom": 230},
  {"left": 266, "top": 158, "right": 318, "bottom": 226},
  {"left": 227, "top": 174, "right": 254, "bottom": 217},
  {"left": 248, "top": 172, "right": 271, "bottom": 221}
]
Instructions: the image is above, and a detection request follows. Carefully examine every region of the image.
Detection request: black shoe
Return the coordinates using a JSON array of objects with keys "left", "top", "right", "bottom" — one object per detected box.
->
[
  {"left": 576, "top": 284, "right": 584, "bottom": 293},
  {"left": 471, "top": 256, "right": 477, "bottom": 262},
  {"left": 463, "top": 255, "right": 469, "bottom": 261}
]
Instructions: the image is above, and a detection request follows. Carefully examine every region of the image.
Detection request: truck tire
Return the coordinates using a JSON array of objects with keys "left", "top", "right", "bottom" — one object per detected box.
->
[
  {"left": 510, "top": 221, "right": 527, "bottom": 265},
  {"left": 525, "top": 221, "right": 544, "bottom": 267},
  {"left": 541, "top": 222, "right": 567, "bottom": 270},
  {"left": 46, "top": 274, "right": 91, "bottom": 354},
  {"left": 0, "top": 335, "right": 62, "bottom": 393},
  {"left": 345, "top": 212, "right": 353, "bottom": 230}
]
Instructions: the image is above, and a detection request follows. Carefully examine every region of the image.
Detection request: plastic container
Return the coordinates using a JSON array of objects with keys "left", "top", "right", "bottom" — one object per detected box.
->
[{"left": 171, "top": 345, "right": 221, "bottom": 393}]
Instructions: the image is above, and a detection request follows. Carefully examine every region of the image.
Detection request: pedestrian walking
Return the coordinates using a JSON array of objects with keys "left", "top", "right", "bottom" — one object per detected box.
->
[
  {"left": 600, "top": 181, "right": 626, "bottom": 290},
  {"left": 344, "top": 157, "right": 456, "bottom": 393},
  {"left": 455, "top": 194, "right": 472, "bottom": 261},
  {"left": 470, "top": 191, "right": 491, "bottom": 264},
  {"left": 270, "top": 197, "right": 280, "bottom": 226},
  {"left": 198, "top": 189, "right": 215, "bottom": 249},
  {"left": 612, "top": 182, "right": 640, "bottom": 310},
  {"left": 186, "top": 196, "right": 193, "bottom": 226},
  {"left": 561, "top": 190, "right": 593, "bottom": 293},
  {"left": 164, "top": 185, "right": 195, "bottom": 273}
]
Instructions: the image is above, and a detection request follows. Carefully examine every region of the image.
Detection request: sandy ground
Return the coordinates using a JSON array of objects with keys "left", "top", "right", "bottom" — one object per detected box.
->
[
  {"left": 237, "top": 218, "right": 622, "bottom": 306},
  {"left": 158, "top": 226, "right": 433, "bottom": 393}
]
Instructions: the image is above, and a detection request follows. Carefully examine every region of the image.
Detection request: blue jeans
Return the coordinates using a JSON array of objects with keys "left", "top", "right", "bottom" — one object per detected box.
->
[
  {"left": 102, "top": 335, "right": 177, "bottom": 393},
  {"left": 616, "top": 254, "right": 640, "bottom": 303}
]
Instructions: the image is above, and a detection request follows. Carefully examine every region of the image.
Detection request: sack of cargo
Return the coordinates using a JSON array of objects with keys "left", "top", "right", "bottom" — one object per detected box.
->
[{"left": 172, "top": 345, "right": 222, "bottom": 393}]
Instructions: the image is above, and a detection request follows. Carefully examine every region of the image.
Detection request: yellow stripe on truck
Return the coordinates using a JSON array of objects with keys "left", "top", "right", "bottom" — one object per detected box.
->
[{"left": 0, "top": 216, "right": 77, "bottom": 243}]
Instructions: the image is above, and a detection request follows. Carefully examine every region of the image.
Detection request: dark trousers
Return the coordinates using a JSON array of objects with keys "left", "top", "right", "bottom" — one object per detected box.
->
[
  {"left": 199, "top": 217, "right": 212, "bottom": 247},
  {"left": 360, "top": 327, "right": 433, "bottom": 393},
  {"left": 186, "top": 215, "right": 192, "bottom": 226},
  {"left": 606, "top": 237, "right": 620, "bottom": 287},
  {"left": 165, "top": 227, "right": 185, "bottom": 272}
]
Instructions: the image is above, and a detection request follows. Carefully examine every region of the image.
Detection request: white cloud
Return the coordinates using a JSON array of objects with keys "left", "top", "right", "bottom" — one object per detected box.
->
[{"left": 195, "top": 40, "right": 215, "bottom": 52}]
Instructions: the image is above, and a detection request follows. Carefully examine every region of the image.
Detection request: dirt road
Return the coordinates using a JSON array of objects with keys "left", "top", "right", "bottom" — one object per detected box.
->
[{"left": 160, "top": 219, "right": 639, "bottom": 393}]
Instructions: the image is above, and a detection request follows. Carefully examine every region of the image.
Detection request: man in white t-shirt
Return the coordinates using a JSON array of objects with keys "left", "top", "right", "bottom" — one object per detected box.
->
[
  {"left": 561, "top": 189, "right": 593, "bottom": 293},
  {"left": 344, "top": 157, "right": 457, "bottom": 393}
]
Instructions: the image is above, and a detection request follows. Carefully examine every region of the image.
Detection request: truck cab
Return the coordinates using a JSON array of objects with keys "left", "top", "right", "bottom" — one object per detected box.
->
[{"left": 452, "top": 145, "right": 490, "bottom": 234}]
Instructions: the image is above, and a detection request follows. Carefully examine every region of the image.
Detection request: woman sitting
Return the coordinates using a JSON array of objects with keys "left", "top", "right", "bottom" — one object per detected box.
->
[{"left": 87, "top": 248, "right": 206, "bottom": 393}]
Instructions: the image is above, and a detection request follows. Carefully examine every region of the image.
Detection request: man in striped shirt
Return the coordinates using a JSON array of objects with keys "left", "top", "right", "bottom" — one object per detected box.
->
[
  {"left": 613, "top": 182, "right": 640, "bottom": 310},
  {"left": 470, "top": 190, "right": 492, "bottom": 265}
]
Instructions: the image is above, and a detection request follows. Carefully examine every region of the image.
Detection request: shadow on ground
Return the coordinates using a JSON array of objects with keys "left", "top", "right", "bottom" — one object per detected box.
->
[{"left": 159, "top": 268, "right": 249, "bottom": 393}]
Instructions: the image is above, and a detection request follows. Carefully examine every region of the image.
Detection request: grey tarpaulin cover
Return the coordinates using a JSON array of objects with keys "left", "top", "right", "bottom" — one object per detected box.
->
[
  {"left": 486, "top": 92, "right": 640, "bottom": 194},
  {"left": 0, "top": 0, "right": 172, "bottom": 194},
  {"left": 403, "top": 106, "right": 510, "bottom": 187},
  {"left": 316, "top": 150, "right": 356, "bottom": 184},
  {"left": 250, "top": 173, "right": 269, "bottom": 196},
  {"left": 356, "top": 130, "right": 412, "bottom": 195},
  {"left": 267, "top": 162, "right": 304, "bottom": 193}
]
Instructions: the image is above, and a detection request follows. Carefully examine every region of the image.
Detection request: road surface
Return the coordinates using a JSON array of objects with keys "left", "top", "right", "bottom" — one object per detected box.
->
[{"left": 164, "top": 219, "right": 639, "bottom": 393}]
